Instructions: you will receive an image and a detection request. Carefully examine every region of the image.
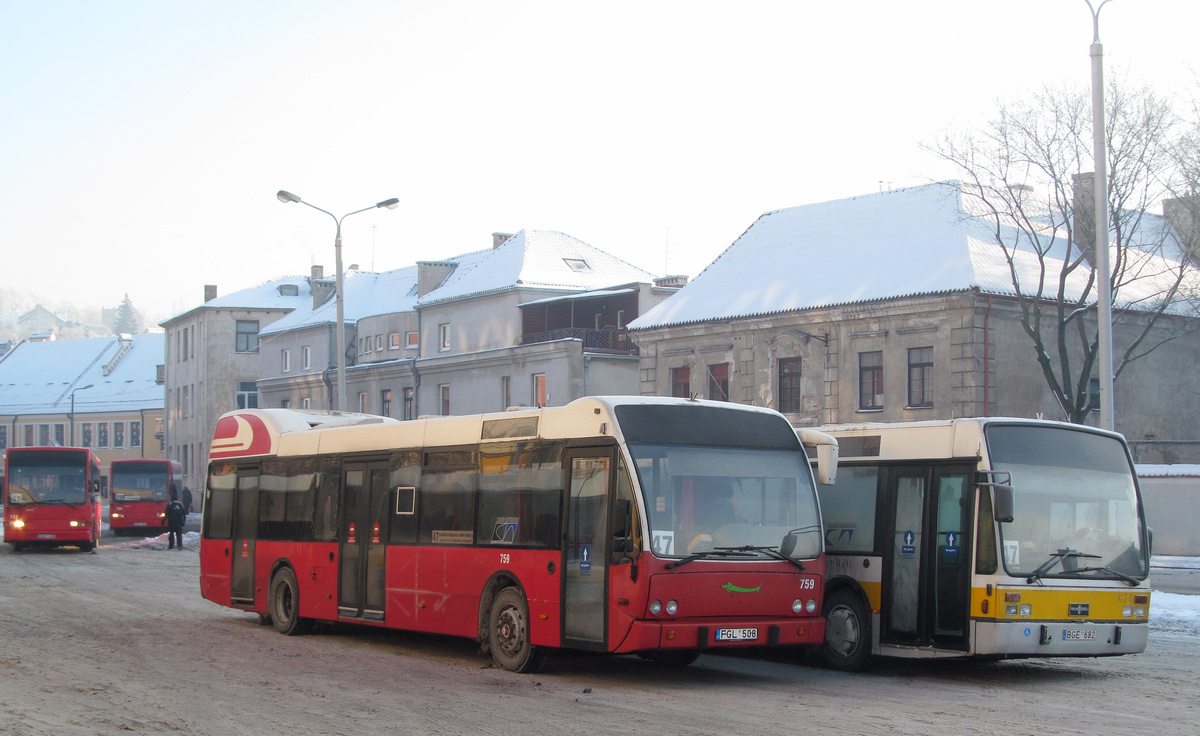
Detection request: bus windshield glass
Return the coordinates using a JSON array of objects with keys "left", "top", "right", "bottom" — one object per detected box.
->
[
  {"left": 112, "top": 465, "right": 169, "bottom": 502},
  {"left": 6, "top": 450, "right": 89, "bottom": 505},
  {"left": 986, "top": 425, "right": 1146, "bottom": 581}
]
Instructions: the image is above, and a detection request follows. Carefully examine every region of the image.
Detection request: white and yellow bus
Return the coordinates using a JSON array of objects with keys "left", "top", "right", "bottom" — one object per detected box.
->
[{"left": 812, "top": 418, "right": 1150, "bottom": 671}]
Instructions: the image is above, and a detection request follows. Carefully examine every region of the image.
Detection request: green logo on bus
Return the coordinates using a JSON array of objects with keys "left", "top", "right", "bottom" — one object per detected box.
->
[{"left": 721, "top": 582, "right": 762, "bottom": 594}]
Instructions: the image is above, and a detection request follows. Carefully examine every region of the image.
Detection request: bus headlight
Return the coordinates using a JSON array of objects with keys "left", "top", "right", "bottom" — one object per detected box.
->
[
  {"left": 665, "top": 600, "right": 678, "bottom": 616},
  {"left": 70, "top": 521, "right": 80, "bottom": 527},
  {"left": 650, "top": 600, "right": 663, "bottom": 615},
  {"left": 1134, "top": 605, "right": 1146, "bottom": 617},
  {"left": 111, "top": 512, "right": 123, "bottom": 519},
  {"left": 792, "top": 599, "right": 804, "bottom": 614},
  {"left": 11, "top": 519, "right": 24, "bottom": 529},
  {"left": 806, "top": 599, "right": 817, "bottom": 614},
  {"left": 1020, "top": 604, "right": 1032, "bottom": 617}
]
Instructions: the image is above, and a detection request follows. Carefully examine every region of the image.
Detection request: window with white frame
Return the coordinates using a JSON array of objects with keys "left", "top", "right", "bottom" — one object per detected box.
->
[
  {"left": 302, "top": 345, "right": 311, "bottom": 370},
  {"left": 390, "top": 333, "right": 401, "bottom": 350},
  {"left": 281, "top": 349, "right": 291, "bottom": 373},
  {"left": 406, "top": 331, "right": 418, "bottom": 348},
  {"left": 439, "top": 324, "right": 450, "bottom": 351}
]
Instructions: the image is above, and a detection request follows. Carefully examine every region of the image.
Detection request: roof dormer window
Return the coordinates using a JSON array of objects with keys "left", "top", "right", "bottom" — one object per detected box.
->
[
  {"left": 563, "top": 258, "right": 591, "bottom": 273},
  {"left": 278, "top": 284, "right": 299, "bottom": 297}
]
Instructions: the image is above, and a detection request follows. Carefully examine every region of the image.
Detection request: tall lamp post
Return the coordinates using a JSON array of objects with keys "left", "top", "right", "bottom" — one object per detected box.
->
[
  {"left": 277, "top": 190, "right": 400, "bottom": 413},
  {"left": 1086, "top": 0, "right": 1115, "bottom": 431},
  {"left": 69, "top": 384, "right": 94, "bottom": 446}
]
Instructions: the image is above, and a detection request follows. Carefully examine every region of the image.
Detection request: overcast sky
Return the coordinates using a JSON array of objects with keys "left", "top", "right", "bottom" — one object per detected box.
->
[{"left": 2, "top": 0, "right": 1197, "bottom": 325}]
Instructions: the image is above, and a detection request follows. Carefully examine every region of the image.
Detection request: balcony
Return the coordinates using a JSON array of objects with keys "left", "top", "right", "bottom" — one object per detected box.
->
[{"left": 519, "top": 328, "right": 637, "bottom": 355}]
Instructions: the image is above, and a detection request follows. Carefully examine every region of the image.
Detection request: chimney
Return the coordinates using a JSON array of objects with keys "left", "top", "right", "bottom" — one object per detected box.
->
[
  {"left": 654, "top": 275, "right": 689, "bottom": 289},
  {"left": 1072, "top": 173, "right": 1097, "bottom": 266},
  {"left": 492, "top": 232, "right": 514, "bottom": 250},
  {"left": 311, "top": 265, "right": 324, "bottom": 281},
  {"left": 1164, "top": 196, "right": 1200, "bottom": 268},
  {"left": 204, "top": 285, "right": 218, "bottom": 302},
  {"left": 418, "top": 261, "right": 458, "bottom": 298}
]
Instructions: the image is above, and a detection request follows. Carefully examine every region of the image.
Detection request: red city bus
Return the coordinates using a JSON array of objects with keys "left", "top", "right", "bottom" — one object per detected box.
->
[
  {"left": 200, "top": 396, "right": 838, "bottom": 672},
  {"left": 109, "top": 459, "right": 184, "bottom": 535},
  {"left": 4, "top": 447, "right": 103, "bottom": 552}
]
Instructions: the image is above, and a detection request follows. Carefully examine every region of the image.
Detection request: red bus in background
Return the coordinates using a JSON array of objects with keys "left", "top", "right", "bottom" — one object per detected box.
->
[
  {"left": 109, "top": 459, "right": 183, "bottom": 535},
  {"left": 200, "top": 397, "right": 839, "bottom": 672},
  {"left": 4, "top": 447, "right": 103, "bottom": 552}
]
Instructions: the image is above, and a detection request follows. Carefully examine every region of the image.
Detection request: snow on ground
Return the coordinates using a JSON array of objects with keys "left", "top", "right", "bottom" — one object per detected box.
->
[
  {"left": 116, "top": 530, "right": 202, "bottom": 551},
  {"left": 1150, "top": 592, "right": 1200, "bottom": 638}
]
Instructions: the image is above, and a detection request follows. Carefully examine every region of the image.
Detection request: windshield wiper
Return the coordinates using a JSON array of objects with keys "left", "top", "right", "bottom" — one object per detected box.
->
[
  {"left": 1026, "top": 549, "right": 1099, "bottom": 585},
  {"left": 36, "top": 499, "right": 80, "bottom": 507},
  {"left": 665, "top": 549, "right": 758, "bottom": 569},
  {"left": 715, "top": 545, "right": 806, "bottom": 572},
  {"left": 1061, "top": 566, "right": 1142, "bottom": 587}
]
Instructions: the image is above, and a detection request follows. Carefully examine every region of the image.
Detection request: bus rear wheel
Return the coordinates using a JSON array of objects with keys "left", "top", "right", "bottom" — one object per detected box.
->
[
  {"left": 819, "top": 589, "right": 871, "bottom": 672},
  {"left": 488, "top": 587, "right": 545, "bottom": 673},
  {"left": 269, "top": 567, "right": 313, "bottom": 636}
]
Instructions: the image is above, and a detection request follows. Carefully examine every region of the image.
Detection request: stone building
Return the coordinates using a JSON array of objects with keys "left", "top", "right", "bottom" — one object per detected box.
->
[
  {"left": 159, "top": 279, "right": 313, "bottom": 492},
  {"left": 628, "top": 182, "right": 1200, "bottom": 463},
  {"left": 256, "top": 230, "right": 681, "bottom": 418}
]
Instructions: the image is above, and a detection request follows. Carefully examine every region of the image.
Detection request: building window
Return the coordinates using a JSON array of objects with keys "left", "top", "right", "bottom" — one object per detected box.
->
[
  {"left": 182, "top": 445, "right": 189, "bottom": 476},
  {"left": 39, "top": 424, "right": 51, "bottom": 445},
  {"left": 708, "top": 363, "right": 730, "bottom": 402},
  {"left": 24, "top": 425, "right": 35, "bottom": 446},
  {"left": 440, "top": 384, "right": 451, "bottom": 415},
  {"left": 282, "top": 349, "right": 291, "bottom": 373},
  {"left": 406, "top": 331, "right": 418, "bottom": 348},
  {"left": 81, "top": 423, "right": 93, "bottom": 447},
  {"left": 381, "top": 389, "right": 392, "bottom": 417},
  {"left": 358, "top": 392, "right": 368, "bottom": 413},
  {"left": 859, "top": 351, "right": 884, "bottom": 410},
  {"left": 183, "top": 385, "right": 191, "bottom": 418},
  {"left": 670, "top": 366, "right": 690, "bottom": 398},
  {"left": 236, "top": 381, "right": 259, "bottom": 410},
  {"left": 501, "top": 376, "right": 512, "bottom": 410},
  {"left": 376, "top": 335, "right": 384, "bottom": 352},
  {"left": 235, "top": 320, "right": 259, "bottom": 353},
  {"left": 98, "top": 423, "right": 110, "bottom": 448},
  {"left": 439, "top": 324, "right": 450, "bottom": 351},
  {"left": 390, "top": 333, "right": 401, "bottom": 350},
  {"left": 281, "top": 398, "right": 290, "bottom": 409},
  {"left": 361, "top": 337, "right": 371, "bottom": 354},
  {"left": 532, "top": 373, "right": 546, "bottom": 408},
  {"left": 181, "top": 328, "right": 189, "bottom": 361},
  {"left": 302, "top": 345, "right": 311, "bottom": 370},
  {"left": 907, "top": 347, "right": 934, "bottom": 408},
  {"left": 403, "top": 387, "right": 415, "bottom": 420},
  {"left": 302, "top": 397, "right": 311, "bottom": 409},
  {"left": 0, "top": 425, "right": 7, "bottom": 450},
  {"left": 53, "top": 424, "right": 64, "bottom": 446},
  {"left": 778, "top": 357, "right": 803, "bottom": 413},
  {"left": 113, "top": 422, "right": 125, "bottom": 448},
  {"left": 130, "top": 421, "right": 141, "bottom": 448}
]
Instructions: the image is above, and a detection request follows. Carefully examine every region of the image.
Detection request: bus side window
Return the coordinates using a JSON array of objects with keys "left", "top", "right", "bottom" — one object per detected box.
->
[
  {"left": 313, "top": 457, "right": 341, "bottom": 543},
  {"left": 613, "top": 461, "right": 640, "bottom": 564},
  {"left": 205, "top": 462, "right": 237, "bottom": 540}
]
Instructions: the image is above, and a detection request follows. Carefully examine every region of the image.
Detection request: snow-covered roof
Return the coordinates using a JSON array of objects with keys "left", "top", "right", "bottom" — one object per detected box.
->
[
  {"left": 0, "top": 334, "right": 164, "bottom": 415},
  {"left": 630, "top": 182, "right": 1198, "bottom": 330},
  {"left": 260, "top": 266, "right": 421, "bottom": 335},
  {"left": 419, "top": 229, "right": 656, "bottom": 305},
  {"left": 162, "top": 275, "right": 314, "bottom": 324},
  {"left": 1137, "top": 464, "right": 1200, "bottom": 478}
]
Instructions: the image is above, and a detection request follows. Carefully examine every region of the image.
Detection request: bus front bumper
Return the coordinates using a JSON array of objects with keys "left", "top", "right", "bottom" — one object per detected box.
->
[
  {"left": 972, "top": 620, "right": 1148, "bottom": 657},
  {"left": 616, "top": 616, "right": 825, "bottom": 653}
]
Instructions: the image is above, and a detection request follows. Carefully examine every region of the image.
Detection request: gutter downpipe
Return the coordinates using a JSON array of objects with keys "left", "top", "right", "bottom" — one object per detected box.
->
[
  {"left": 984, "top": 293, "right": 992, "bottom": 417},
  {"left": 412, "top": 306, "right": 423, "bottom": 418}
]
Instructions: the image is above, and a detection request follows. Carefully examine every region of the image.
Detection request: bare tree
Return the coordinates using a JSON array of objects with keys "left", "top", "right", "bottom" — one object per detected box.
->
[{"left": 928, "top": 81, "right": 1200, "bottom": 424}]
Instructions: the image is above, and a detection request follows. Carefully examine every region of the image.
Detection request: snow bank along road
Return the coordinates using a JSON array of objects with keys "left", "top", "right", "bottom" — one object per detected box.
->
[{"left": 1, "top": 544, "right": 1197, "bottom": 736}]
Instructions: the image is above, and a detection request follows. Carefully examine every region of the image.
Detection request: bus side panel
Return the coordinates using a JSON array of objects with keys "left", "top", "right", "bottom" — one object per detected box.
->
[
  {"left": 200, "top": 540, "right": 233, "bottom": 606},
  {"left": 257, "top": 541, "right": 340, "bottom": 622},
  {"left": 390, "top": 547, "right": 562, "bottom": 645}
]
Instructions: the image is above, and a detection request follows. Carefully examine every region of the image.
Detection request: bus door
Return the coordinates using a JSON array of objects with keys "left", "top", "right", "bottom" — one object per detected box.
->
[
  {"left": 230, "top": 469, "right": 260, "bottom": 607},
  {"left": 882, "top": 464, "right": 973, "bottom": 651},
  {"left": 562, "top": 448, "right": 616, "bottom": 650},
  {"left": 339, "top": 462, "right": 390, "bottom": 621}
]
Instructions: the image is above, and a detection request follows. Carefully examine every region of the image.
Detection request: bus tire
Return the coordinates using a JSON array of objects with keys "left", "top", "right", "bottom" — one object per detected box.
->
[
  {"left": 819, "top": 588, "right": 871, "bottom": 672},
  {"left": 269, "top": 567, "right": 313, "bottom": 636},
  {"left": 488, "top": 587, "right": 545, "bottom": 673},
  {"left": 78, "top": 541, "right": 95, "bottom": 552}
]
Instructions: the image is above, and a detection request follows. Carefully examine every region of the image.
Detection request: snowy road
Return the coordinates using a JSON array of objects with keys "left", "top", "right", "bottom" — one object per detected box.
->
[{"left": 0, "top": 541, "right": 1197, "bottom": 736}]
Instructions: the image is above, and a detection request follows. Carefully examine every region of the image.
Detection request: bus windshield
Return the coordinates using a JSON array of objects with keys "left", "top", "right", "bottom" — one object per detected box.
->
[
  {"left": 112, "top": 466, "right": 169, "bottom": 502},
  {"left": 629, "top": 443, "right": 821, "bottom": 560},
  {"left": 6, "top": 451, "right": 89, "bottom": 506},
  {"left": 986, "top": 425, "right": 1146, "bottom": 581}
]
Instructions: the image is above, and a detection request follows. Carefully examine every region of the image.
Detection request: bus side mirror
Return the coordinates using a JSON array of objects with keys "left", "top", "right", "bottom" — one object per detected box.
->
[
  {"left": 780, "top": 531, "right": 798, "bottom": 558},
  {"left": 991, "top": 484, "right": 1014, "bottom": 523},
  {"left": 798, "top": 430, "right": 838, "bottom": 485},
  {"left": 613, "top": 499, "right": 640, "bottom": 562}
]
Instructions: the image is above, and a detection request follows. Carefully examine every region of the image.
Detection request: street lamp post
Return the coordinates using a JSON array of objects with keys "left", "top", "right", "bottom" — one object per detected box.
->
[
  {"left": 277, "top": 190, "right": 400, "bottom": 413},
  {"left": 69, "top": 384, "right": 93, "bottom": 446},
  {"left": 1086, "top": 0, "right": 1115, "bottom": 431}
]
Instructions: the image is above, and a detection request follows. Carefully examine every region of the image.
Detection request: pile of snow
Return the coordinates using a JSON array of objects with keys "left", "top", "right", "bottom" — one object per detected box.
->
[
  {"left": 1150, "top": 592, "right": 1200, "bottom": 638},
  {"left": 117, "top": 531, "right": 202, "bottom": 551}
]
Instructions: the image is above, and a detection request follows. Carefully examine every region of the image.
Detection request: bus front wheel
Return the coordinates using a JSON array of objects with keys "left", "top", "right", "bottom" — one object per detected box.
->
[
  {"left": 269, "top": 567, "right": 313, "bottom": 636},
  {"left": 819, "top": 589, "right": 871, "bottom": 672},
  {"left": 488, "top": 587, "right": 545, "bottom": 673}
]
